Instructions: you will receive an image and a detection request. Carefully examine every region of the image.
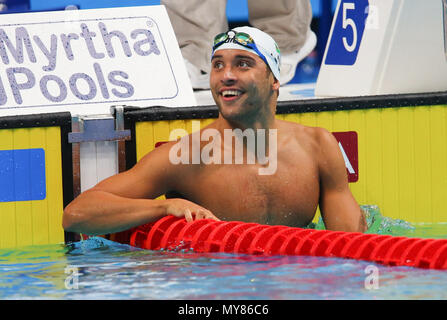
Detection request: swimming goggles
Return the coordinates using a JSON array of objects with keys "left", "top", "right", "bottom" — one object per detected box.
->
[{"left": 212, "top": 30, "right": 270, "bottom": 67}]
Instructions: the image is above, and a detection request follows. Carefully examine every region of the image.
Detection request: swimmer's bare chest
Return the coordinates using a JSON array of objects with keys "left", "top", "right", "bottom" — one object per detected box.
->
[{"left": 171, "top": 157, "right": 320, "bottom": 227}]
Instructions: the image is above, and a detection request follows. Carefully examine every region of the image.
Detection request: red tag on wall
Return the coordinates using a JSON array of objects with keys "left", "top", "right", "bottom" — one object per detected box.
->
[
  {"left": 332, "top": 131, "right": 358, "bottom": 183},
  {"left": 155, "top": 141, "right": 168, "bottom": 148}
]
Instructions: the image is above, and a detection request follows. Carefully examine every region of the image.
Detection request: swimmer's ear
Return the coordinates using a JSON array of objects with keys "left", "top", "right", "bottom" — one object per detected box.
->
[
  {"left": 272, "top": 78, "right": 280, "bottom": 91},
  {"left": 272, "top": 76, "right": 280, "bottom": 95}
]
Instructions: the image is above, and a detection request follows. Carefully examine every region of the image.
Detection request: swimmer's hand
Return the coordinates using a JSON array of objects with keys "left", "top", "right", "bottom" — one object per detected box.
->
[{"left": 163, "top": 198, "right": 220, "bottom": 222}]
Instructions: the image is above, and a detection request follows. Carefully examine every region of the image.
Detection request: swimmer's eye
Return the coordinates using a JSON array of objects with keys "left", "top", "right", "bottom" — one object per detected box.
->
[
  {"left": 212, "top": 59, "right": 253, "bottom": 70},
  {"left": 237, "top": 60, "right": 251, "bottom": 68},
  {"left": 213, "top": 61, "right": 224, "bottom": 69}
]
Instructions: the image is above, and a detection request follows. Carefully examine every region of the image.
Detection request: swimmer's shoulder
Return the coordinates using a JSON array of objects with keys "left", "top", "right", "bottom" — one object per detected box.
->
[
  {"left": 131, "top": 140, "right": 179, "bottom": 180},
  {"left": 132, "top": 138, "right": 195, "bottom": 191},
  {"left": 279, "top": 119, "right": 337, "bottom": 152},
  {"left": 278, "top": 118, "right": 328, "bottom": 139}
]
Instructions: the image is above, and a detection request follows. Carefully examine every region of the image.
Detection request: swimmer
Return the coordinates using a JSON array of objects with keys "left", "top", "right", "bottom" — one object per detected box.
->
[{"left": 63, "top": 26, "right": 367, "bottom": 235}]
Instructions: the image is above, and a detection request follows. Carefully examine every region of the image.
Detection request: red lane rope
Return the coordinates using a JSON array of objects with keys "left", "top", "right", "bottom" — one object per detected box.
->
[{"left": 127, "top": 216, "right": 447, "bottom": 270}]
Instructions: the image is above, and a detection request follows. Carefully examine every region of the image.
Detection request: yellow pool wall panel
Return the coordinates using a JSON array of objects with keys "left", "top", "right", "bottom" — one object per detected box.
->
[
  {"left": 0, "top": 126, "right": 65, "bottom": 249},
  {"left": 133, "top": 104, "right": 447, "bottom": 224}
]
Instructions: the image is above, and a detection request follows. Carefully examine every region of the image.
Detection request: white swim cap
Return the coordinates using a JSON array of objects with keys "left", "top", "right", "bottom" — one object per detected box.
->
[{"left": 212, "top": 26, "right": 281, "bottom": 81}]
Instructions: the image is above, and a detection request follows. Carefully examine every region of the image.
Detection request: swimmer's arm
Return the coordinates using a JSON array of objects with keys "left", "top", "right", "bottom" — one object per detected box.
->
[
  {"left": 63, "top": 143, "right": 217, "bottom": 235},
  {"left": 317, "top": 129, "right": 367, "bottom": 232},
  {"left": 63, "top": 171, "right": 167, "bottom": 236}
]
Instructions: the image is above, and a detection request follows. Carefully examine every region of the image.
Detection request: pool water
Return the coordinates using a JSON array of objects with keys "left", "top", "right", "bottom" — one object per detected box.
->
[{"left": 1, "top": 206, "right": 447, "bottom": 300}]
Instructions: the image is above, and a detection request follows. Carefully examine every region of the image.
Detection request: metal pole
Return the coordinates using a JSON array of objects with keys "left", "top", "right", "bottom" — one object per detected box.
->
[{"left": 443, "top": 0, "right": 447, "bottom": 61}]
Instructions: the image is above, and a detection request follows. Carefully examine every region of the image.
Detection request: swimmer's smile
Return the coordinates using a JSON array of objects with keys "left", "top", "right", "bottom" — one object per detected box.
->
[{"left": 219, "top": 87, "right": 245, "bottom": 102}]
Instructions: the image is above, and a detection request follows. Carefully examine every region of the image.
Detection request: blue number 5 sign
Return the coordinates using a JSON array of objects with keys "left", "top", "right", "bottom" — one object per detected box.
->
[{"left": 325, "top": 0, "right": 369, "bottom": 65}]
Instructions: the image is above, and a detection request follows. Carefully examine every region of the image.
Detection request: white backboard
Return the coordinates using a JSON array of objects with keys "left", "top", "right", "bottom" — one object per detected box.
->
[
  {"left": 0, "top": 5, "right": 196, "bottom": 117},
  {"left": 315, "top": 0, "right": 447, "bottom": 97}
]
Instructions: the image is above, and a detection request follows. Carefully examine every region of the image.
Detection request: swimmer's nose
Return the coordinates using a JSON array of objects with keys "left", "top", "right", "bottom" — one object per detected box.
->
[{"left": 221, "top": 66, "right": 237, "bottom": 85}]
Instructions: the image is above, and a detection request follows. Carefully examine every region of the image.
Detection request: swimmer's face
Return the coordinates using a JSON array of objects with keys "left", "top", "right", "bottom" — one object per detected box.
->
[{"left": 210, "top": 49, "right": 279, "bottom": 122}]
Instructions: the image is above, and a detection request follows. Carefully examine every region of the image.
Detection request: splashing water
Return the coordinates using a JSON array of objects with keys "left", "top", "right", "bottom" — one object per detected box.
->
[
  {"left": 362, "top": 205, "right": 416, "bottom": 236},
  {"left": 308, "top": 205, "right": 416, "bottom": 236}
]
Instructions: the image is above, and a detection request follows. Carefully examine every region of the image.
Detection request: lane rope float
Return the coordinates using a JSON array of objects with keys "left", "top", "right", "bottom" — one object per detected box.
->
[{"left": 127, "top": 215, "right": 447, "bottom": 270}]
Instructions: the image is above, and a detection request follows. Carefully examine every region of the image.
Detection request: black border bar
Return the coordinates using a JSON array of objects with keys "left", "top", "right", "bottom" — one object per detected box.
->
[{"left": 0, "top": 111, "right": 72, "bottom": 129}]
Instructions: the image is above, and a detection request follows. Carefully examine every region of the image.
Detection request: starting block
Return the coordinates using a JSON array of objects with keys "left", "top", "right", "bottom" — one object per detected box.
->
[{"left": 315, "top": 0, "right": 447, "bottom": 97}]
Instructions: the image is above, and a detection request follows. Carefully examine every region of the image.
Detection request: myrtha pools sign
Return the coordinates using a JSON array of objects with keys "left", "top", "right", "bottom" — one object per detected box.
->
[{"left": 0, "top": 6, "right": 196, "bottom": 115}]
